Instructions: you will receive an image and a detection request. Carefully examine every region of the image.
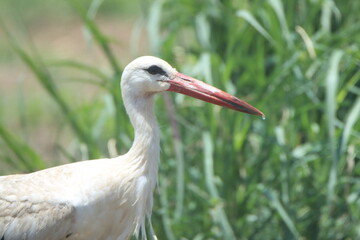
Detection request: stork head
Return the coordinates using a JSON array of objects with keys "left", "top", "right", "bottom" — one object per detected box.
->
[
  {"left": 121, "top": 56, "right": 264, "bottom": 117},
  {"left": 121, "top": 56, "right": 176, "bottom": 96}
]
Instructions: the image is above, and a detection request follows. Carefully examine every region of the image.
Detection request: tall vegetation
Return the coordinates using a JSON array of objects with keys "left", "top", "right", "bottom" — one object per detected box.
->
[{"left": 1, "top": 0, "right": 359, "bottom": 239}]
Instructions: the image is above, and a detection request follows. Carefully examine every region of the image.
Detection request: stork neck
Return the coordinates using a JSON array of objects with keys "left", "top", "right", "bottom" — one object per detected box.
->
[{"left": 123, "top": 93, "right": 160, "bottom": 174}]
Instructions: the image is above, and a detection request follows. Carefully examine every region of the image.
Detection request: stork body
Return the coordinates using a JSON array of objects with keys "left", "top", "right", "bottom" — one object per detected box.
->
[{"left": 0, "top": 56, "right": 264, "bottom": 240}]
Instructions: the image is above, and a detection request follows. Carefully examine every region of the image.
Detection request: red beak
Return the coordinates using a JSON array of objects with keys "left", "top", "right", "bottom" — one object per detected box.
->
[{"left": 167, "top": 72, "right": 264, "bottom": 117}]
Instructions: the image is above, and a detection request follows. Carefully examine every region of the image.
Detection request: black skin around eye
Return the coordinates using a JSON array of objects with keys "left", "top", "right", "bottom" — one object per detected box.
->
[{"left": 145, "top": 65, "right": 168, "bottom": 76}]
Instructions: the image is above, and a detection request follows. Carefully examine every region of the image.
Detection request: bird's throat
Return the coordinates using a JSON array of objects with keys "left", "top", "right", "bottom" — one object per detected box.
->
[{"left": 123, "top": 94, "right": 160, "bottom": 176}]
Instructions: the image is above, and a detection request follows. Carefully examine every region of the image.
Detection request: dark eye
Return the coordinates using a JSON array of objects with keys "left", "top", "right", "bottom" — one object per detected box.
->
[{"left": 145, "top": 65, "right": 167, "bottom": 76}]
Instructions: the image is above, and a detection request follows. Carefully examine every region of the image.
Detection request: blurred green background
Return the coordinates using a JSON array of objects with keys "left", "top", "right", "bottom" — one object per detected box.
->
[{"left": 0, "top": 0, "right": 359, "bottom": 239}]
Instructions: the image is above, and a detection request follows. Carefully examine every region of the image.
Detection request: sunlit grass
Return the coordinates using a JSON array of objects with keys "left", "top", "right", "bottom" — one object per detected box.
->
[{"left": 0, "top": 0, "right": 359, "bottom": 239}]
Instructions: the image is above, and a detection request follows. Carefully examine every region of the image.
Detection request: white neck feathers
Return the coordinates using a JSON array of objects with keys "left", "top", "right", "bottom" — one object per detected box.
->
[{"left": 122, "top": 91, "right": 160, "bottom": 178}]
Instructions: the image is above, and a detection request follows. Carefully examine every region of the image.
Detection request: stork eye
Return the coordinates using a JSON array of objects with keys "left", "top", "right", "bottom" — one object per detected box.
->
[{"left": 145, "top": 65, "right": 167, "bottom": 76}]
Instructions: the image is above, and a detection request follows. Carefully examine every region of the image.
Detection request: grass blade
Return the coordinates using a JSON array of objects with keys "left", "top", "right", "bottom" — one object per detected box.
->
[
  {"left": 66, "top": 0, "right": 124, "bottom": 147},
  {"left": 0, "top": 123, "right": 46, "bottom": 172},
  {"left": 267, "top": 0, "right": 293, "bottom": 47},
  {"left": 67, "top": 0, "right": 121, "bottom": 76},
  {"left": 338, "top": 97, "right": 360, "bottom": 157},
  {"left": 321, "top": 0, "right": 335, "bottom": 33},
  {"left": 295, "top": 26, "right": 316, "bottom": 59},
  {"left": 261, "top": 186, "right": 300, "bottom": 239},
  {"left": 147, "top": 0, "right": 163, "bottom": 55},
  {"left": 326, "top": 50, "right": 343, "bottom": 202},
  {"left": 164, "top": 93, "right": 185, "bottom": 221},
  {"left": 46, "top": 59, "right": 109, "bottom": 84},
  {"left": 195, "top": 14, "right": 211, "bottom": 49},
  {"left": 203, "top": 132, "right": 236, "bottom": 240},
  {"left": 158, "top": 180, "right": 176, "bottom": 240},
  {"left": 236, "top": 10, "right": 274, "bottom": 43}
]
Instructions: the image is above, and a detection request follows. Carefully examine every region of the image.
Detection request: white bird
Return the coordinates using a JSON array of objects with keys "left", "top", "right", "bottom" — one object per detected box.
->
[{"left": 0, "top": 56, "right": 264, "bottom": 240}]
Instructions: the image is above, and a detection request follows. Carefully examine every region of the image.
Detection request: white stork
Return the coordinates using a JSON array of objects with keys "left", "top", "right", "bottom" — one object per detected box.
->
[{"left": 0, "top": 56, "right": 264, "bottom": 240}]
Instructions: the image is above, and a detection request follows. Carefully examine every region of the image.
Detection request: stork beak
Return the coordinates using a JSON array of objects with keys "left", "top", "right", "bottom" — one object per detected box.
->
[{"left": 167, "top": 72, "right": 265, "bottom": 117}]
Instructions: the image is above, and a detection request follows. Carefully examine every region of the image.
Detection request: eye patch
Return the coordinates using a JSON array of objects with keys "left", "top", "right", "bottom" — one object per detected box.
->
[{"left": 145, "top": 65, "right": 168, "bottom": 76}]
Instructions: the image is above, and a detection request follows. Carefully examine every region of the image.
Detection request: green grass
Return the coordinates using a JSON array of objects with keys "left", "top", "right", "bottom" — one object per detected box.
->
[{"left": 1, "top": 0, "right": 360, "bottom": 239}]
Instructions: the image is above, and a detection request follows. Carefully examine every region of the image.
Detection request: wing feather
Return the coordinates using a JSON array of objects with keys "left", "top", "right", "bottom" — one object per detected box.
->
[{"left": 0, "top": 175, "right": 75, "bottom": 240}]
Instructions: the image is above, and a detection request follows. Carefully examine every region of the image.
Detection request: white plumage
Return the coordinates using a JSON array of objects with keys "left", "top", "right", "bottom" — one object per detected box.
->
[{"left": 0, "top": 56, "right": 264, "bottom": 240}]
